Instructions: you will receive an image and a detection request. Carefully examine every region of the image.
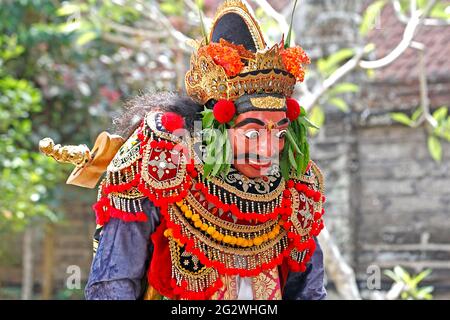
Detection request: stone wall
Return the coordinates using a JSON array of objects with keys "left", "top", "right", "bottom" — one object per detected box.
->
[
  {"left": 312, "top": 106, "right": 450, "bottom": 293},
  {"left": 310, "top": 111, "right": 358, "bottom": 264}
]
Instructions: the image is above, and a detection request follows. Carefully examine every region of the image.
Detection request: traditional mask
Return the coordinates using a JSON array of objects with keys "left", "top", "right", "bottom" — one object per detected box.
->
[{"left": 185, "top": 0, "right": 311, "bottom": 179}]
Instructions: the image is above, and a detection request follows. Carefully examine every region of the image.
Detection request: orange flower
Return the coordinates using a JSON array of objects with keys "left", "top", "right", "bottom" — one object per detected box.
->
[
  {"left": 280, "top": 46, "right": 310, "bottom": 82},
  {"left": 199, "top": 42, "right": 244, "bottom": 77},
  {"left": 219, "top": 39, "right": 255, "bottom": 60}
]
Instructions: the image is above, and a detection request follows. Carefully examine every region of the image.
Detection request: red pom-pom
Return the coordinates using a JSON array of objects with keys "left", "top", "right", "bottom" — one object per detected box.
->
[
  {"left": 190, "top": 170, "right": 198, "bottom": 178},
  {"left": 186, "top": 163, "right": 195, "bottom": 173},
  {"left": 158, "top": 140, "right": 167, "bottom": 149},
  {"left": 313, "top": 192, "right": 322, "bottom": 202},
  {"left": 314, "top": 211, "right": 322, "bottom": 220},
  {"left": 161, "top": 112, "right": 185, "bottom": 132},
  {"left": 283, "top": 189, "right": 291, "bottom": 198},
  {"left": 194, "top": 182, "right": 203, "bottom": 190},
  {"left": 286, "top": 98, "right": 300, "bottom": 121},
  {"left": 213, "top": 100, "right": 236, "bottom": 124},
  {"left": 287, "top": 180, "right": 295, "bottom": 189}
]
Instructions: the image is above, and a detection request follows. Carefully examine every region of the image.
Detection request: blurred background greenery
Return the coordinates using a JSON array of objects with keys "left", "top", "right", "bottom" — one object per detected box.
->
[{"left": 0, "top": 0, "right": 163, "bottom": 299}]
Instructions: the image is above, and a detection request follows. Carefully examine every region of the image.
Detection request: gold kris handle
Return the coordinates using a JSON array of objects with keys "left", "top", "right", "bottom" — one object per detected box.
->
[{"left": 39, "top": 137, "right": 91, "bottom": 167}]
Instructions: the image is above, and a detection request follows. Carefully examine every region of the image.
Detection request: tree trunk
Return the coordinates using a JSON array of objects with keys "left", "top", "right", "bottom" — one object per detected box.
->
[
  {"left": 41, "top": 222, "right": 55, "bottom": 300},
  {"left": 21, "top": 227, "right": 35, "bottom": 300},
  {"left": 318, "top": 227, "right": 362, "bottom": 299}
]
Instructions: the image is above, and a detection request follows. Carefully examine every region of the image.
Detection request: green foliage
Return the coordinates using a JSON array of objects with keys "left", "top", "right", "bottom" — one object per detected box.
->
[
  {"left": 391, "top": 106, "right": 450, "bottom": 162},
  {"left": 328, "top": 97, "right": 349, "bottom": 112},
  {"left": 390, "top": 112, "right": 414, "bottom": 127},
  {"left": 280, "top": 117, "right": 311, "bottom": 179},
  {"left": 317, "top": 49, "right": 354, "bottom": 78},
  {"left": 429, "top": 106, "right": 450, "bottom": 161},
  {"left": 160, "top": 0, "right": 185, "bottom": 16},
  {"left": 55, "top": 0, "right": 204, "bottom": 48},
  {"left": 256, "top": 8, "right": 281, "bottom": 35},
  {"left": 327, "top": 82, "right": 360, "bottom": 96},
  {"left": 0, "top": 0, "right": 165, "bottom": 145},
  {"left": 322, "top": 82, "right": 359, "bottom": 114},
  {"left": 384, "top": 266, "right": 434, "bottom": 300},
  {"left": 197, "top": 0, "right": 209, "bottom": 45},
  {"left": 430, "top": 2, "right": 450, "bottom": 19},
  {"left": 55, "top": 287, "right": 86, "bottom": 300},
  {"left": 360, "top": 0, "right": 387, "bottom": 36},
  {"left": 397, "top": 0, "right": 450, "bottom": 19},
  {"left": 0, "top": 36, "right": 25, "bottom": 62},
  {"left": 200, "top": 108, "right": 232, "bottom": 179},
  {"left": 285, "top": 0, "right": 298, "bottom": 48},
  {"left": 0, "top": 35, "right": 62, "bottom": 232},
  {"left": 308, "top": 81, "right": 359, "bottom": 136},
  {"left": 315, "top": 48, "right": 360, "bottom": 123},
  {"left": 0, "top": 0, "right": 160, "bottom": 234},
  {"left": 0, "top": 286, "right": 21, "bottom": 299},
  {"left": 427, "top": 135, "right": 442, "bottom": 162},
  {"left": 307, "top": 106, "right": 325, "bottom": 136}
]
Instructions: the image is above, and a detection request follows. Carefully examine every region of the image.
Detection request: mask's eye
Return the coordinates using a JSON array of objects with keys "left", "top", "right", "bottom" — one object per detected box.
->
[
  {"left": 276, "top": 130, "right": 287, "bottom": 139},
  {"left": 245, "top": 130, "right": 259, "bottom": 139}
]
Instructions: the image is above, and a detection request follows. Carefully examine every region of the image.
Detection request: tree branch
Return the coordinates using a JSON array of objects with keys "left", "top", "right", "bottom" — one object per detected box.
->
[
  {"left": 251, "top": 0, "right": 289, "bottom": 34},
  {"left": 301, "top": 48, "right": 365, "bottom": 109},
  {"left": 101, "top": 32, "right": 147, "bottom": 50},
  {"left": 105, "top": 20, "right": 169, "bottom": 40},
  {"left": 410, "top": 41, "right": 438, "bottom": 128},
  {"left": 319, "top": 227, "right": 362, "bottom": 300},
  {"left": 252, "top": 0, "right": 315, "bottom": 97},
  {"left": 359, "top": 0, "right": 438, "bottom": 69},
  {"left": 135, "top": 0, "right": 193, "bottom": 53},
  {"left": 393, "top": 0, "right": 450, "bottom": 26},
  {"left": 316, "top": 11, "right": 362, "bottom": 26},
  {"left": 301, "top": 0, "right": 438, "bottom": 110},
  {"left": 184, "top": 0, "right": 198, "bottom": 12}
]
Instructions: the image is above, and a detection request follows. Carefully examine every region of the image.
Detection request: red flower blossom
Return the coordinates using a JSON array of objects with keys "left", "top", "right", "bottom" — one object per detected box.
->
[
  {"left": 280, "top": 46, "right": 310, "bottom": 82},
  {"left": 213, "top": 100, "right": 236, "bottom": 124}
]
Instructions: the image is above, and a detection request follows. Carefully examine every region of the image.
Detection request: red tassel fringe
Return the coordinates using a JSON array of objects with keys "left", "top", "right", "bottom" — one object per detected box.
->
[
  {"left": 92, "top": 197, "right": 147, "bottom": 226},
  {"left": 93, "top": 118, "right": 326, "bottom": 298}
]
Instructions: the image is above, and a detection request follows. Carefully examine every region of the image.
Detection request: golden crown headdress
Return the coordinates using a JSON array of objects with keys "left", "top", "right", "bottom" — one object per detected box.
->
[{"left": 185, "top": 0, "right": 310, "bottom": 106}]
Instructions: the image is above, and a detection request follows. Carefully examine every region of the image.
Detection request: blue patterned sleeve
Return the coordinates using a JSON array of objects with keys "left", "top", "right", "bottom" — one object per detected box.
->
[
  {"left": 84, "top": 199, "right": 160, "bottom": 300},
  {"left": 283, "top": 237, "right": 327, "bottom": 300}
]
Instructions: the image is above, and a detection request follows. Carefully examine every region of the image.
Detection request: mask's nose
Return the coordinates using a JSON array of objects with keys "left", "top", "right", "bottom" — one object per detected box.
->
[{"left": 256, "top": 129, "right": 281, "bottom": 159}]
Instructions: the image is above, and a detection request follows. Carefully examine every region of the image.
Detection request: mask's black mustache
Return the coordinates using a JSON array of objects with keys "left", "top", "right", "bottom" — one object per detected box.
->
[{"left": 234, "top": 153, "right": 277, "bottom": 162}]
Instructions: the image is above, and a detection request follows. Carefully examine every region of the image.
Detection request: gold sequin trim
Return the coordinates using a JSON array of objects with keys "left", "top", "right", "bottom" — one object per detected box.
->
[{"left": 250, "top": 96, "right": 286, "bottom": 109}]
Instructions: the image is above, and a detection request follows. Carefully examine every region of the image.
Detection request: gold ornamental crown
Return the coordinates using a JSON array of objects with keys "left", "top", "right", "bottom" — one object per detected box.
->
[{"left": 185, "top": 0, "right": 306, "bottom": 106}]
